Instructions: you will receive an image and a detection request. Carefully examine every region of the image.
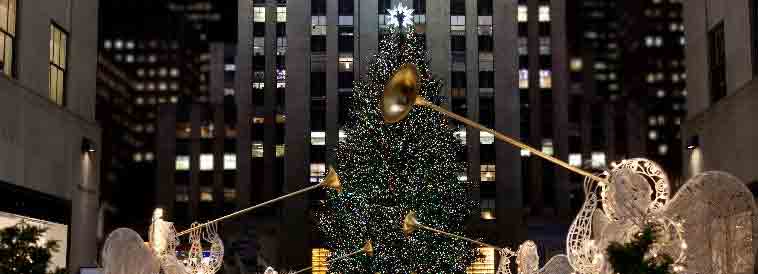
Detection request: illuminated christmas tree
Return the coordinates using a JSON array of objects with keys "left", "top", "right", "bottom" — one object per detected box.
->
[{"left": 316, "top": 3, "right": 479, "bottom": 273}]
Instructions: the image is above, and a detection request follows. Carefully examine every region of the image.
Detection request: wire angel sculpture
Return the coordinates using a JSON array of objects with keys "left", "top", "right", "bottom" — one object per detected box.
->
[
  {"left": 102, "top": 209, "right": 225, "bottom": 274},
  {"left": 564, "top": 158, "right": 756, "bottom": 274},
  {"left": 496, "top": 241, "right": 573, "bottom": 274}
]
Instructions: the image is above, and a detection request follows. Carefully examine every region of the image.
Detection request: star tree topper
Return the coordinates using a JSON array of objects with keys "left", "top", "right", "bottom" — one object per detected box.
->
[{"left": 387, "top": 2, "right": 414, "bottom": 29}]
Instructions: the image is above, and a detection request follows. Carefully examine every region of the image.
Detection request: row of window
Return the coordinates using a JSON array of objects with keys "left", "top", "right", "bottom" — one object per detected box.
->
[
  {"left": 517, "top": 5, "right": 551, "bottom": 23},
  {"left": 518, "top": 69, "right": 553, "bottom": 89},
  {"left": 175, "top": 186, "right": 237, "bottom": 203}
]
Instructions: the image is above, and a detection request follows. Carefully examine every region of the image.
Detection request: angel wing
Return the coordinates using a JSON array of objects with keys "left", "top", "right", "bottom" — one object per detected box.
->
[{"left": 101, "top": 228, "right": 160, "bottom": 274}]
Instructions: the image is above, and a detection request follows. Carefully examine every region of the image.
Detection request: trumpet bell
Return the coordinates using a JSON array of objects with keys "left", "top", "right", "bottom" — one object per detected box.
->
[
  {"left": 382, "top": 64, "right": 419, "bottom": 123},
  {"left": 322, "top": 166, "right": 342, "bottom": 193},
  {"left": 402, "top": 211, "right": 419, "bottom": 236},
  {"left": 363, "top": 240, "right": 374, "bottom": 256}
]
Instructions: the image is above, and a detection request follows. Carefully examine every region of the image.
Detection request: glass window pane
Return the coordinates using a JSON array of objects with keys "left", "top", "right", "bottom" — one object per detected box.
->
[
  {"left": 50, "top": 67, "right": 57, "bottom": 102},
  {"left": 56, "top": 68, "right": 64, "bottom": 104},
  {"left": 3, "top": 36, "right": 10, "bottom": 75},
  {"left": 9, "top": 0, "right": 15, "bottom": 34},
  {"left": 60, "top": 33, "right": 67, "bottom": 68},
  {"left": 0, "top": 0, "right": 7, "bottom": 32},
  {"left": 0, "top": 35, "right": 5, "bottom": 63},
  {"left": 49, "top": 27, "right": 54, "bottom": 63}
]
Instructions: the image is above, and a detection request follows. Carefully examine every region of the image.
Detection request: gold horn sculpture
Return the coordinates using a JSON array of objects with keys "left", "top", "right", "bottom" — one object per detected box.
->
[
  {"left": 290, "top": 240, "right": 374, "bottom": 274},
  {"left": 402, "top": 211, "right": 499, "bottom": 249},
  {"left": 382, "top": 64, "right": 607, "bottom": 184},
  {"left": 176, "top": 166, "right": 342, "bottom": 237}
]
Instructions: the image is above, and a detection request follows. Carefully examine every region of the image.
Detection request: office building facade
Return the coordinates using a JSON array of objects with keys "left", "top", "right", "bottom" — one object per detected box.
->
[
  {"left": 0, "top": 0, "right": 101, "bottom": 271},
  {"left": 682, "top": 0, "right": 758, "bottom": 184}
]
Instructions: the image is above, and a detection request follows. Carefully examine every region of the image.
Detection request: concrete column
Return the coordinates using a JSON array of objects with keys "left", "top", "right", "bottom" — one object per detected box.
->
[
  {"left": 236, "top": 0, "right": 252, "bottom": 209},
  {"left": 283, "top": 0, "right": 311, "bottom": 267},
  {"left": 209, "top": 43, "right": 226, "bottom": 213},
  {"left": 263, "top": 0, "right": 278, "bottom": 202},
  {"left": 357, "top": 0, "right": 378, "bottom": 75},
  {"left": 427, "top": 0, "right": 450, "bottom": 105},
  {"left": 550, "top": 0, "right": 570, "bottom": 219},
  {"left": 465, "top": 0, "right": 481, "bottom": 199},
  {"left": 527, "top": 0, "right": 544, "bottom": 216},
  {"left": 70, "top": 150, "right": 100, "bottom": 270},
  {"left": 326, "top": 0, "right": 339, "bottom": 161},
  {"left": 189, "top": 103, "right": 202, "bottom": 221},
  {"left": 156, "top": 104, "right": 177, "bottom": 217},
  {"left": 494, "top": 0, "right": 523, "bottom": 247}
]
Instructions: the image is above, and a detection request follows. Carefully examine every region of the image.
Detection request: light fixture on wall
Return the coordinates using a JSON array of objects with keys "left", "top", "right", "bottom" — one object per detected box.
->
[
  {"left": 82, "top": 138, "right": 96, "bottom": 153},
  {"left": 687, "top": 135, "right": 699, "bottom": 150}
]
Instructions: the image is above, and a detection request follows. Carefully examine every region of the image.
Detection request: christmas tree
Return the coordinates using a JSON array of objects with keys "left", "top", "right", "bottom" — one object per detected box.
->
[
  {"left": 0, "top": 221, "right": 68, "bottom": 274},
  {"left": 316, "top": 4, "right": 479, "bottom": 274},
  {"left": 606, "top": 224, "right": 673, "bottom": 274}
]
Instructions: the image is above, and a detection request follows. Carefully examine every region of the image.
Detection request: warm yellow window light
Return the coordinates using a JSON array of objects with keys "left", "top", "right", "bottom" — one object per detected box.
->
[
  {"left": 311, "top": 248, "right": 331, "bottom": 274},
  {"left": 466, "top": 247, "right": 496, "bottom": 274}
]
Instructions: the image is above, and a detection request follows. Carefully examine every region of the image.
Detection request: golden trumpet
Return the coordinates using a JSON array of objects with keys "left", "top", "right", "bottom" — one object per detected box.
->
[
  {"left": 176, "top": 166, "right": 341, "bottom": 237},
  {"left": 402, "top": 211, "right": 499, "bottom": 249},
  {"left": 381, "top": 64, "right": 607, "bottom": 184}
]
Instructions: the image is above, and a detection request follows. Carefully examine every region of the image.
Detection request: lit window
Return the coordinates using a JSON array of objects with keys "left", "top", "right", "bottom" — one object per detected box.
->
[
  {"left": 458, "top": 174, "right": 468, "bottom": 182},
  {"left": 649, "top": 117, "right": 657, "bottom": 126},
  {"left": 311, "top": 131, "right": 326, "bottom": 145},
  {"left": 521, "top": 149, "right": 530, "bottom": 157},
  {"left": 518, "top": 69, "right": 529, "bottom": 89},
  {"left": 148, "top": 55, "right": 157, "bottom": 63},
  {"left": 170, "top": 82, "right": 179, "bottom": 91},
  {"left": 224, "top": 88, "right": 235, "bottom": 96},
  {"left": 136, "top": 68, "right": 145, "bottom": 77},
  {"left": 338, "top": 15, "right": 353, "bottom": 25},
  {"left": 339, "top": 56, "right": 353, "bottom": 71},
  {"left": 467, "top": 248, "right": 496, "bottom": 273},
  {"left": 225, "top": 64, "right": 236, "bottom": 71},
  {"left": 200, "top": 154, "right": 214, "bottom": 171},
  {"left": 517, "top": 5, "right": 528, "bottom": 22},
  {"left": 538, "top": 5, "right": 550, "bottom": 22},
  {"left": 49, "top": 24, "right": 68, "bottom": 105},
  {"left": 133, "top": 153, "right": 143, "bottom": 162},
  {"left": 608, "top": 83, "right": 618, "bottom": 91},
  {"left": 454, "top": 130, "right": 466, "bottom": 144},
  {"left": 277, "top": 7, "right": 287, "bottom": 22},
  {"left": 103, "top": 40, "right": 112, "bottom": 49},
  {"left": 200, "top": 187, "right": 213, "bottom": 202},
  {"left": 114, "top": 39, "right": 123, "bottom": 49},
  {"left": 136, "top": 97, "right": 144, "bottom": 105},
  {"left": 645, "top": 36, "right": 654, "bottom": 47},
  {"left": 125, "top": 54, "right": 134, "bottom": 63},
  {"left": 170, "top": 68, "right": 179, "bottom": 77},
  {"left": 658, "top": 144, "right": 668, "bottom": 155},
  {"left": 253, "top": 37, "right": 264, "bottom": 55},
  {"left": 312, "top": 249, "right": 330, "bottom": 274},
  {"left": 224, "top": 188, "right": 237, "bottom": 201},
  {"left": 518, "top": 37, "right": 528, "bottom": 56},
  {"left": 539, "top": 37, "right": 551, "bottom": 55},
  {"left": 224, "top": 154, "right": 236, "bottom": 170},
  {"left": 569, "top": 153, "right": 582, "bottom": 167},
  {"left": 254, "top": 7, "right": 266, "bottom": 22},
  {"left": 656, "top": 89, "right": 665, "bottom": 98},
  {"left": 311, "top": 16, "right": 327, "bottom": 35},
  {"left": 541, "top": 139, "right": 554, "bottom": 156},
  {"left": 277, "top": 37, "right": 287, "bottom": 55},
  {"left": 591, "top": 152, "right": 606, "bottom": 168},
  {"left": 480, "top": 165, "right": 495, "bottom": 182},
  {"left": 310, "top": 163, "right": 326, "bottom": 183},
  {"left": 276, "top": 144, "right": 286, "bottom": 157},
  {"left": 480, "top": 132, "right": 494, "bottom": 144},
  {"left": 252, "top": 143, "right": 263, "bottom": 158},
  {"left": 176, "top": 156, "right": 190, "bottom": 170},
  {"left": 539, "top": 70, "right": 552, "bottom": 89},
  {"left": 649, "top": 130, "right": 658, "bottom": 140},
  {"left": 125, "top": 40, "right": 135, "bottom": 49},
  {"left": 339, "top": 130, "right": 346, "bottom": 143},
  {"left": 450, "top": 16, "right": 465, "bottom": 32},
  {"left": 570, "top": 58, "right": 583, "bottom": 72},
  {"left": 158, "top": 82, "right": 167, "bottom": 91},
  {"left": 170, "top": 96, "right": 178, "bottom": 103}
]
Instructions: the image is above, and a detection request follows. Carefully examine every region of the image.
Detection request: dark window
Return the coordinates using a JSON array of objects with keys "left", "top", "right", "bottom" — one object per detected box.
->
[
  {"left": 708, "top": 22, "right": 726, "bottom": 103},
  {"left": 338, "top": 26, "right": 354, "bottom": 53},
  {"left": 451, "top": 72, "right": 466, "bottom": 89},
  {"left": 478, "top": 0, "right": 493, "bottom": 15},
  {"left": 450, "top": 0, "right": 465, "bottom": 15},
  {"left": 451, "top": 36, "right": 466, "bottom": 51},
  {"left": 539, "top": 23, "right": 551, "bottom": 36},
  {"left": 479, "top": 71, "right": 494, "bottom": 88},
  {"left": 312, "top": 0, "right": 326, "bottom": 15},
  {"left": 338, "top": 93, "right": 352, "bottom": 125},
  {"left": 276, "top": 23, "right": 286, "bottom": 37},
  {"left": 479, "top": 97, "right": 494, "bottom": 127},
  {"left": 414, "top": 0, "right": 426, "bottom": 14},
  {"left": 311, "top": 72, "right": 326, "bottom": 97},
  {"left": 253, "top": 23, "right": 265, "bottom": 37},
  {"left": 311, "top": 101, "right": 326, "bottom": 130},
  {"left": 338, "top": 71, "right": 354, "bottom": 89},
  {"left": 311, "top": 35, "right": 326, "bottom": 52},
  {"left": 478, "top": 35, "right": 493, "bottom": 52},
  {"left": 378, "top": 0, "right": 392, "bottom": 13},
  {"left": 339, "top": 0, "right": 354, "bottom": 15},
  {"left": 518, "top": 23, "right": 528, "bottom": 36}
]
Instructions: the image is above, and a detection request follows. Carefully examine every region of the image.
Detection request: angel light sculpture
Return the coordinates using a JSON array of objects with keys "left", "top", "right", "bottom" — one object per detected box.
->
[
  {"left": 102, "top": 208, "right": 225, "bottom": 274},
  {"left": 496, "top": 241, "right": 574, "bottom": 274},
  {"left": 565, "top": 158, "right": 757, "bottom": 274}
]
